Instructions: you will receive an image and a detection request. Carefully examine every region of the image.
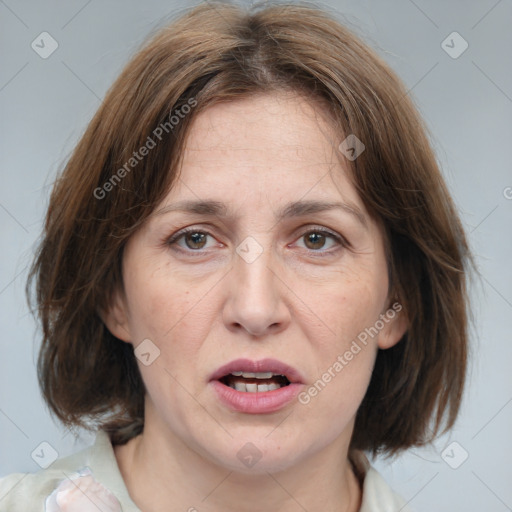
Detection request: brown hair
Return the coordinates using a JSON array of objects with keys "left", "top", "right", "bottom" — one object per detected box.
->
[{"left": 28, "top": 1, "right": 472, "bottom": 456}]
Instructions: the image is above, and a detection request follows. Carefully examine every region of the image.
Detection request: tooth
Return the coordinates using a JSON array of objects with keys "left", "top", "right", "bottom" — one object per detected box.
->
[
  {"left": 242, "top": 372, "right": 256, "bottom": 378},
  {"left": 231, "top": 371, "right": 243, "bottom": 376},
  {"left": 255, "top": 372, "right": 273, "bottom": 379},
  {"left": 230, "top": 381, "right": 282, "bottom": 392},
  {"left": 234, "top": 382, "right": 247, "bottom": 392}
]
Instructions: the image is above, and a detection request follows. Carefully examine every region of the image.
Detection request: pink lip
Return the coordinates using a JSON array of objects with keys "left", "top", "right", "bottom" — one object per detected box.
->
[{"left": 208, "top": 358, "right": 305, "bottom": 414}]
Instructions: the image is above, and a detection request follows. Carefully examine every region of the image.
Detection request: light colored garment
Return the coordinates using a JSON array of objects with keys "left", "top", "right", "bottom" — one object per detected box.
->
[{"left": 0, "top": 430, "right": 411, "bottom": 511}]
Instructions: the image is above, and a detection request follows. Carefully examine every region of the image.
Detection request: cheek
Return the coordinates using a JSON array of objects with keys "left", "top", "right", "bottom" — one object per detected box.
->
[
  {"left": 124, "top": 261, "right": 219, "bottom": 369},
  {"left": 296, "top": 279, "right": 381, "bottom": 425},
  {"left": 292, "top": 258, "right": 386, "bottom": 411},
  {"left": 297, "top": 261, "right": 388, "bottom": 353}
]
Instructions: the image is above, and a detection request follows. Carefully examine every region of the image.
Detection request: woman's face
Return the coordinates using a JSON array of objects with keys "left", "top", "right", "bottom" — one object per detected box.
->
[{"left": 106, "top": 91, "right": 405, "bottom": 473}]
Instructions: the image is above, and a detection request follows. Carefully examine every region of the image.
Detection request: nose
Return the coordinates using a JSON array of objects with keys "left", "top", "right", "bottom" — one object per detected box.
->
[{"left": 222, "top": 240, "right": 291, "bottom": 338}]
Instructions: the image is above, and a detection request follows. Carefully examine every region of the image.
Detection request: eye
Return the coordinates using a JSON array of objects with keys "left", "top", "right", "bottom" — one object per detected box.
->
[
  {"left": 166, "top": 228, "right": 217, "bottom": 252},
  {"left": 166, "top": 226, "right": 348, "bottom": 257},
  {"left": 293, "top": 228, "right": 347, "bottom": 256}
]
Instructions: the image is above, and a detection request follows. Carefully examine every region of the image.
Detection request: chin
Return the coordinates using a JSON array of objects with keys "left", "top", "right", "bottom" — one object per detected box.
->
[{"left": 199, "top": 432, "right": 309, "bottom": 475}]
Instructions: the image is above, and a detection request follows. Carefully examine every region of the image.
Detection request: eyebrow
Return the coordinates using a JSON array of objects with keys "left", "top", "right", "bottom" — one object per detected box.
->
[{"left": 154, "top": 199, "right": 368, "bottom": 228}]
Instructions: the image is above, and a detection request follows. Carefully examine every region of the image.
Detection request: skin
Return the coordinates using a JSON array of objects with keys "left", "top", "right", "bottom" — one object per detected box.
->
[{"left": 104, "top": 91, "right": 407, "bottom": 512}]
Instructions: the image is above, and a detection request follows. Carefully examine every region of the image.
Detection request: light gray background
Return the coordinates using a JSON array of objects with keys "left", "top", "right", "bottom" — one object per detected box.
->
[{"left": 1, "top": 0, "right": 511, "bottom": 510}]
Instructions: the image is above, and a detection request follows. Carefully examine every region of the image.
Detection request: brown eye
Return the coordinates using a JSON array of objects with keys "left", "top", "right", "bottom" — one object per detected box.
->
[
  {"left": 296, "top": 229, "right": 344, "bottom": 255},
  {"left": 183, "top": 231, "right": 208, "bottom": 250},
  {"left": 167, "top": 228, "right": 215, "bottom": 252},
  {"left": 304, "top": 231, "right": 328, "bottom": 250}
]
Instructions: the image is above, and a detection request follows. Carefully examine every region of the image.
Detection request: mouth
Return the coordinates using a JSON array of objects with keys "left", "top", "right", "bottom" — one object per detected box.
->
[
  {"left": 209, "top": 358, "right": 304, "bottom": 413},
  {"left": 209, "top": 357, "right": 303, "bottom": 387},
  {"left": 219, "top": 371, "right": 291, "bottom": 393}
]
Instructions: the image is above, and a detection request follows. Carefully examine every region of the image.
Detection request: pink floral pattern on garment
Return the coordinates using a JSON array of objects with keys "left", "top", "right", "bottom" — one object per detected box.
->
[{"left": 45, "top": 467, "right": 122, "bottom": 512}]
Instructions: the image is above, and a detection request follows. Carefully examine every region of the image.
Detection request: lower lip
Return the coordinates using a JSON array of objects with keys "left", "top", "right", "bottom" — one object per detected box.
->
[{"left": 210, "top": 380, "right": 303, "bottom": 413}]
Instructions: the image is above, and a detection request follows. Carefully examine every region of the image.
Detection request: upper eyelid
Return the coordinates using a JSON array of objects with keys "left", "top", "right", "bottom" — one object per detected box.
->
[{"left": 170, "top": 224, "right": 341, "bottom": 239}]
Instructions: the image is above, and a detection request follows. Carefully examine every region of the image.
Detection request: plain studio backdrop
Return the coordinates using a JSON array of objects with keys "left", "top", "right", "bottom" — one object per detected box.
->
[{"left": 0, "top": 1, "right": 511, "bottom": 510}]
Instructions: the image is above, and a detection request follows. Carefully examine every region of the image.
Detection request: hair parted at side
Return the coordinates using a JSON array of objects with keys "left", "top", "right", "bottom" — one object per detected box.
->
[{"left": 28, "top": 0, "right": 472, "bottom": 456}]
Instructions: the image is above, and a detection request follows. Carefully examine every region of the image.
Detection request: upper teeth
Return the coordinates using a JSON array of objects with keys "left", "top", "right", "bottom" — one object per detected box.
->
[{"left": 231, "top": 371, "right": 281, "bottom": 378}]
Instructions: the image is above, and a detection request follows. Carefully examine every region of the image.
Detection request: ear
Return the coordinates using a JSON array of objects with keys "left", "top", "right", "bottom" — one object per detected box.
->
[
  {"left": 98, "top": 288, "right": 132, "bottom": 343},
  {"left": 377, "top": 301, "right": 408, "bottom": 350}
]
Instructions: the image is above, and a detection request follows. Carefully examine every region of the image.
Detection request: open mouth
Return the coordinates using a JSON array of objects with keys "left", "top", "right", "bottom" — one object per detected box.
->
[
  {"left": 210, "top": 359, "right": 303, "bottom": 413},
  {"left": 219, "top": 371, "right": 291, "bottom": 393}
]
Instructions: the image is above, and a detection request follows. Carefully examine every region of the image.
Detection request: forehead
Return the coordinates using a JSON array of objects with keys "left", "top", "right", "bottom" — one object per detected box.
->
[{"left": 163, "top": 92, "right": 365, "bottom": 213}]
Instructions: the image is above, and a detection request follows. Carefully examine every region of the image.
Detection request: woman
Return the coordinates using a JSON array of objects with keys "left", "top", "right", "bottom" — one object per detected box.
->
[{"left": 0, "top": 2, "right": 471, "bottom": 511}]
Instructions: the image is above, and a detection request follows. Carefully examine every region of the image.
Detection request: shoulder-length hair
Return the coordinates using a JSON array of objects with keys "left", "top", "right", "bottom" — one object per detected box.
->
[{"left": 28, "top": 1, "right": 472, "bottom": 456}]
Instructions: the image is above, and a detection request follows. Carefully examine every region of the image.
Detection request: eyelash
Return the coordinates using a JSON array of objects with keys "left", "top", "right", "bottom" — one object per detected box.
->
[{"left": 165, "top": 226, "right": 348, "bottom": 258}]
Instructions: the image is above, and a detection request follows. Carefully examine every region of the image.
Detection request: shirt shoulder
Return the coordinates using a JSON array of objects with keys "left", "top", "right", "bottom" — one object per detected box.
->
[
  {"left": 0, "top": 453, "right": 91, "bottom": 512},
  {"left": 360, "top": 467, "right": 412, "bottom": 512},
  {"left": 0, "top": 431, "right": 141, "bottom": 512},
  {"left": 0, "top": 470, "right": 64, "bottom": 512},
  {"left": 350, "top": 450, "right": 412, "bottom": 512}
]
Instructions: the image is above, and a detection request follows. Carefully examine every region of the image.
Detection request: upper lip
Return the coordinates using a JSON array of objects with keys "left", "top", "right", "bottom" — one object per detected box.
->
[{"left": 209, "top": 358, "right": 304, "bottom": 384}]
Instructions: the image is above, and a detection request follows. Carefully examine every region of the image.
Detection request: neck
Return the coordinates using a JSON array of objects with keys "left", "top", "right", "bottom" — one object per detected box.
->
[{"left": 114, "top": 410, "right": 362, "bottom": 512}]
